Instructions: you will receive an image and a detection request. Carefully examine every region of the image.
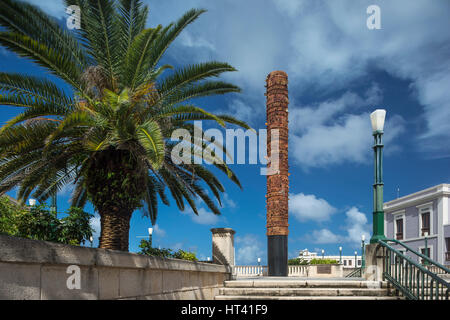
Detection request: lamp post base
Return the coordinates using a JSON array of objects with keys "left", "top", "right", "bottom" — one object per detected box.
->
[
  {"left": 267, "top": 235, "right": 288, "bottom": 276},
  {"left": 370, "top": 210, "right": 386, "bottom": 244},
  {"left": 369, "top": 234, "right": 387, "bottom": 244}
]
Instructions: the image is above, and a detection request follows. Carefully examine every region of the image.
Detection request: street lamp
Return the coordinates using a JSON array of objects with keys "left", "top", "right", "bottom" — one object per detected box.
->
[
  {"left": 370, "top": 109, "right": 387, "bottom": 244},
  {"left": 322, "top": 249, "right": 325, "bottom": 260},
  {"left": 339, "top": 247, "right": 343, "bottom": 264},
  {"left": 90, "top": 236, "right": 93, "bottom": 248},
  {"left": 148, "top": 227, "right": 153, "bottom": 247},
  {"left": 354, "top": 251, "right": 358, "bottom": 268},
  {"left": 28, "top": 198, "right": 37, "bottom": 206},
  {"left": 361, "top": 235, "right": 366, "bottom": 269}
]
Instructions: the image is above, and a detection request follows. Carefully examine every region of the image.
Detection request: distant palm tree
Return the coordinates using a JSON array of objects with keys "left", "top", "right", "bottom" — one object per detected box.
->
[{"left": 0, "top": 0, "right": 249, "bottom": 251}]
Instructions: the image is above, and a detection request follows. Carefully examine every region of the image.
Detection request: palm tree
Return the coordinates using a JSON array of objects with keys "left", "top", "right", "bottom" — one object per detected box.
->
[{"left": 0, "top": 0, "right": 250, "bottom": 251}]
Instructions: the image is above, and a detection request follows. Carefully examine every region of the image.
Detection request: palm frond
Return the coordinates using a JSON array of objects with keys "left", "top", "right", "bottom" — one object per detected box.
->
[
  {"left": 136, "top": 120, "right": 165, "bottom": 169},
  {"left": 148, "top": 8, "right": 206, "bottom": 69},
  {"left": 117, "top": 0, "right": 149, "bottom": 70},
  {"left": 0, "top": 0, "right": 88, "bottom": 70},
  {"left": 0, "top": 32, "right": 83, "bottom": 92},
  {"left": 123, "top": 26, "right": 162, "bottom": 91}
]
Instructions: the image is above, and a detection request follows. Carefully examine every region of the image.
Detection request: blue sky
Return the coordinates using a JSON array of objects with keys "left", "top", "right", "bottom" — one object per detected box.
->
[{"left": 1, "top": 0, "right": 449, "bottom": 264}]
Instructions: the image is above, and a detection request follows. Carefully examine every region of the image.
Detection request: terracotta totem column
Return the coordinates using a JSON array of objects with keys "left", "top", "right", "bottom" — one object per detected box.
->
[{"left": 265, "top": 71, "right": 289, "bottom": 276}]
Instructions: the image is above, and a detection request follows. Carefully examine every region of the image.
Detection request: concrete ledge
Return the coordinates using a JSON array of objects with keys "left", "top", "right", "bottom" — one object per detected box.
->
[
  {"left": 0, "top": 235, "right": 231, "bottom": 300},
  {"left": 0, "top": 234, "right": 230, "bottom": 273}
]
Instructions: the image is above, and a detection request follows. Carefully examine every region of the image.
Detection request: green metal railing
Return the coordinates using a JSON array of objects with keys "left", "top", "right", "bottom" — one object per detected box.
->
[
  {"left": 378, "top": 239, "right": 450, "bottom": 300},
  {"left": 345, "top": 267, "right": 362, "bottom": 278}
]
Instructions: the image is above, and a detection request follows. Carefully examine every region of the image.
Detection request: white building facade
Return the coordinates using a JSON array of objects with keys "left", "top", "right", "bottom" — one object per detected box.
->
[
  {"left": 297, "top": 249, "right": 362, "bottom": 267},
  {"left": 384, "top": 183, "right": 450, "bottom": 266}
]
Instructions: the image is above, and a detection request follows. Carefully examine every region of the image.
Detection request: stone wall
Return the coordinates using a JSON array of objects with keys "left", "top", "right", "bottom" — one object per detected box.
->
[
  {"left": 306, "top": 264, "right": 344, "bottom": 278},
  {"left": 0, "top": 234, "right": 231, "bottom": 300}
]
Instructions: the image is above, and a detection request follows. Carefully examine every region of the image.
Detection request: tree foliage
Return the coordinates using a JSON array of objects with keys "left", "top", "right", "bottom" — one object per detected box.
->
[
  {"left": 288, "top": 258, "right": 309, "bottom": 265},
  {"left": 288, "top": 258, "right": 339, "bottom": 265},
  {"left": 138, "top": 239, "right": 198, "bottom": 261},
  {"left": 0, "top": 196, "right": 93, "bottom": 245},
  {"left": 309, "top": 258, "right": 339, "bottom": 265},
  {"left": 0, "top": 0, "right": 249, "bottom": 251},
  {"left": 0, "top": 196, "right": 21, "bottom": 235}
]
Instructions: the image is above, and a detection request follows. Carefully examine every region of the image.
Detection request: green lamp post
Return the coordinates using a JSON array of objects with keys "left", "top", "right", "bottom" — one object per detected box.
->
[
  {"left": 370, "top": 109, "right": 388, "bottom": 244},
  {"left": 339, "top": 246, "right": 343, "bottom": 264}
]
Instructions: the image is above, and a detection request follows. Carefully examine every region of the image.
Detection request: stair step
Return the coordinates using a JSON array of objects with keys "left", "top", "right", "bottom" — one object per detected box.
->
[
  {"left": 224, "top": 280, "right": 388, "bottom": 289},
  {"left": 215, "top": 295, "right": 403, "bottom": 300},
  {"left": 219, "top": 288, "right": 391, "bottom": 297}
]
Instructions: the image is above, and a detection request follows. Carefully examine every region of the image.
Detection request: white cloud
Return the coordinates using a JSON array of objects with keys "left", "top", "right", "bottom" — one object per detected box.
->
[
  {"left": 289, "top": 193, "right": 337, "bottom": 222},
  {"left": 178, "top": 30, "right": 215, "bottom": 51},
  {"left": 153, "top": 224, "right": 166, "bottom": 237},
  {"left": 272, "top": 0, "right": 306, "bottom": 17},
  {"left": 290, "top": 109, "right": 406, "bottom": 169},
  {"left": 288, "top": 83, "right": 405, "bottom": 169},
  {"left": 222, "top": 193, "right": 237, "bottom": 209},
  {"left": 289, "top": 86, "right": 379, "bottom": 135},
  {"left": 23, "top": 0, "right": 450, "bottom": 159},
  {"left": 285, "top": 0, "right": 450, "bottom": 157},
  {"left": 227, "top": 99, "right": 255, "bottom": 125},
  {"left": 344, "top": 207, "right": 371, "bottom": 244},
  {"left": 310, "top": 229, "right": 342, "bottom": 244},
  {"left": 308, "top": 207, "right": 371, "bottom": 245},
  {"left": 184, "top": 207, "right": 220, "bottom": 225},
  {"left": 90, "top": 215, "right": 101, "bottom": 238},
  {"left": 235, "top": 234, "right": 264, "bottom": 265},
  {"left": 171, "top": 0, "right": 448, "bottom": 158}
]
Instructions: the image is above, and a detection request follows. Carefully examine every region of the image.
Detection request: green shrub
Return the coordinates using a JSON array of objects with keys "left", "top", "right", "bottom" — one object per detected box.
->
[
  {"left": 288, "top": 258, "right": 309, "bottom": 265},
  {"left": 309, "top": 258, "right": 338, "bottom": 265},
  {"left": 0, "top": 196, "right": 22, "bottom": 236},
  {"left": 16, "top": 204, "right": 61, "bottom": 242},
  {"left": 1, "top": 197, "right": 93, "bottom": 246},
  {"left": 59, "top": 207, "right": 94, "bottom": 245},
  {"left": 138, "top": 240, "right": 173, "bottom": 258},
  {"left": 138, "top": 240, "right": 198, "bottom": 261},
  {"left": 173, "top": 249, "right": 198, "bottom": 262}
]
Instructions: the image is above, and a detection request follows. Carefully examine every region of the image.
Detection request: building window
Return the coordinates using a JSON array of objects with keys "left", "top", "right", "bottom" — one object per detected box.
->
[
  {"left": 349, "top": 260, "right": 352, "bottom": 266},
  {"left": 421, "top": 212, "right": 430, "bottom": 236},
  {"left": 358, "top": 259, "right": 361, "bottom": 266},
  {"left": 446, "top": 238, "right": 450, "bottom": 262},
  {"left": 344, "top": 260, "right": 347, "bottom": 266},
  {"left": 395, "top": 218, "right": 404, "bottom": 240}
]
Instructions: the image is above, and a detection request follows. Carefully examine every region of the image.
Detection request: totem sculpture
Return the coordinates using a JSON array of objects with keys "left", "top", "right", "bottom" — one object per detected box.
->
[{"left": 265, "top": 71, "right": 289, "bottom": 276}]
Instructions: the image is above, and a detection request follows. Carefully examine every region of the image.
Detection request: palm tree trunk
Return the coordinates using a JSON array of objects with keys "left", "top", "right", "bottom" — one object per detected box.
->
[
  {"left": 86, "top": 148, "right": 146, "bottom": 252},
  {"left": 98, "top": 207, "right": 132, "bottom": 251}
]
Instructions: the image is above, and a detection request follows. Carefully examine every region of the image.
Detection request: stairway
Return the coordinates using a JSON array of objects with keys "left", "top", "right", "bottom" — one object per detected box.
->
[{"left": 215, "top": 278, "right": 403, "bottom": 300}]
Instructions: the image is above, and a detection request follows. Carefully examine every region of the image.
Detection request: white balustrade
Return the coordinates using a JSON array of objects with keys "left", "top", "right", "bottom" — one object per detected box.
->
[{"left": 233, "top": 265, "right": 310, "bottom": 277}]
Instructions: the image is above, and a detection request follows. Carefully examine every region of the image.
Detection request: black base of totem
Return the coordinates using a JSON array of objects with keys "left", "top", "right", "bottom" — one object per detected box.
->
[{"left": 267, "top": 235, "right": 288, "bottom": 276}]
